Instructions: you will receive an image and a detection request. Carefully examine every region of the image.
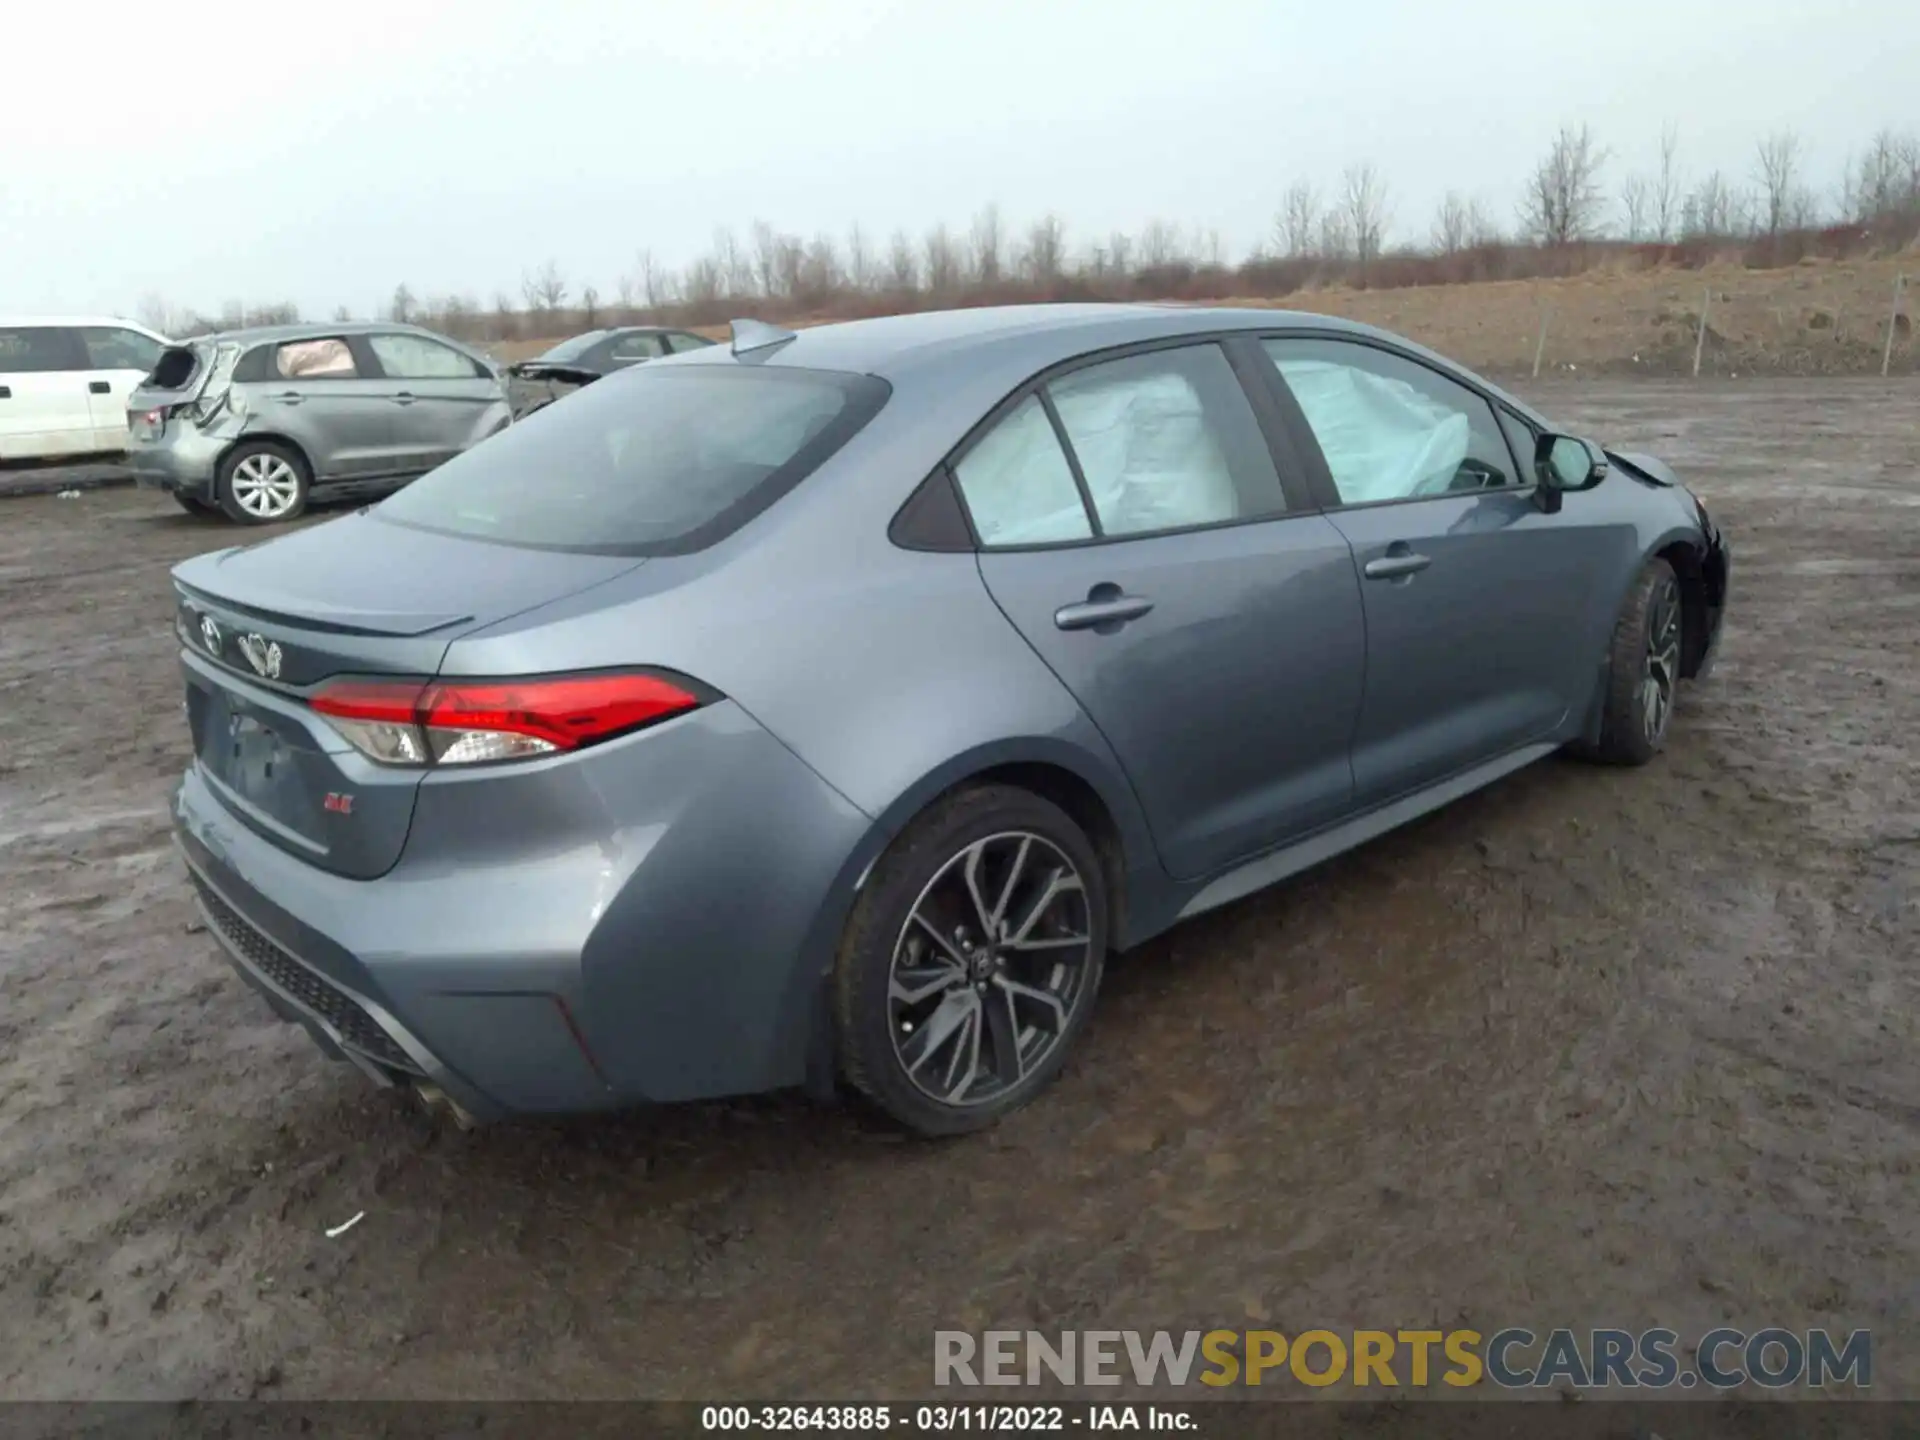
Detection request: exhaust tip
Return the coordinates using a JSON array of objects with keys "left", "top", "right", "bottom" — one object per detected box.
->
[{"left": 413, "top": 1081, "right": 477, "bottom": 1131}]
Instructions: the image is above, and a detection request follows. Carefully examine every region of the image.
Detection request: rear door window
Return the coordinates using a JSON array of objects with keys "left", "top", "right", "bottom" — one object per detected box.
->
[
  {"left": 274, "top": 338, "right": 358, "bottom": 379},
  {"left": 368, "top": 333, "right": 482, "bottom": 379},
  {"left": 79, "top": 326, "right": 164, "bottom": 374},
  {"left": 0, "top": 326, "right": 85, "bottom": 373},
  {"left": 373, "top": 366, "right": 889, "bottom": 555},
  {"left": 666, "top": 331, "right": 715, "bottom": 353}
]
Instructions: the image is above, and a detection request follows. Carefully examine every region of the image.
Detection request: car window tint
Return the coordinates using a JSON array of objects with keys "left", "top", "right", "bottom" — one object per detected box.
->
[
  {"left": 369, "top": 333, "right": 478, "bottom": 379},
  {"left": 0, "top": 327, "right": 82, "bottom": 373},
  {"left": 667, "top": 332, "right": 715, "bottom": 353},
  {"left": 952, "top": 395, "right": 1093, "bottom": 546},
  {"left": 275, "top": 338, "right": 358, "bottom": 379},
  {"left": 608, "top": 333, "right": 668, "bottom": 360},
  {"left": 80, "top": 326, "right": 164, "bottom": 373},
  {"left": 1263, "top": 340, "right": 1515, "bottom": 504},
  {"left": 1047, "top": 344, "right": 1285, "bottom": 537},
  {"left": 374, "top": 367, "right": 886, "bottom": 554}
]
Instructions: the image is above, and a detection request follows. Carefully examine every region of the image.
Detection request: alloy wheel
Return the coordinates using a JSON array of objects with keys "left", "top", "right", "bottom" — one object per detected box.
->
[
  {"left": 887, "top": 831, "right": 1094, "bottom": 1108},
  {"left": 229, "top": 454, "right": 302, "bottom": 520},
  {"left": 1642, "top": 575, "right": 1681, "bottom": 743}
]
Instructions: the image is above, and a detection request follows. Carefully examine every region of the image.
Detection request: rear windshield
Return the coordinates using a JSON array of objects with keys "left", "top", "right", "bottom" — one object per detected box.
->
[{"left": 373, "top": 365, "right": 889, "bottom": 555}]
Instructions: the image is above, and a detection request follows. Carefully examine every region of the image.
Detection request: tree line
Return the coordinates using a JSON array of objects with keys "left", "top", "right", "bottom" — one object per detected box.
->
[{"left": 139, "top": 123, "right": 1920, "bottom": 343}]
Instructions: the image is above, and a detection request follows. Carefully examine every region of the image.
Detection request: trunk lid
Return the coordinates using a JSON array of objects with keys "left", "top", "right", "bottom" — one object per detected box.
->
[{"left": 172, "top": 512, "right": 648, "bottom": 878}]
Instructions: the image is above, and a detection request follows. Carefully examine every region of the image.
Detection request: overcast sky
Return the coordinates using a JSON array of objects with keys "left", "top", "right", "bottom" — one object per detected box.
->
[{"left": 3, "top": 0, "right": 1914, "bottom": 321}]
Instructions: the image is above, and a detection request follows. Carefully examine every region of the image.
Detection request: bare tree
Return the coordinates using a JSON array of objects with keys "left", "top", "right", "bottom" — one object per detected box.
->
[
  {"left": 1522, "top": 123, "right": 1609, "bottom": 245},
  {"left": 750, "top": 220, "right": 784, "bottom": 298},
  {"left": 388, "top": 283, "right": 416, "bottom": 324},
  {"left": 522, "top": 260, "right": 567, "bottom": 315},
  {"left": 1106, "top": 230, "right": 1134, "bottom": 276},
  {"left": 1193, "top": 226, "right": 1226, "bottom": 269},
  {"left": 1654, "top": 123, "right": 1683, "bottom": 242},
  {"left": 969, "top": 204, "right": 1004, "bottom": 286},
  {"left": 1755, "top": 130, "right": 1801, "bottom": 236},
  {"left": 1020, "top": 215, "right": 1067, "bottom": 285},
  {"left": 924, "top": 224, "right": 961, "bottom": 295},
  {"left": 1682, "top": 170, "right": 1736, "bottom": 238},
  {"left": 845, "top": 224, "right": 877, "bottom": 293},
  {"left": 1277, "top": 180, "right": 1320, "bottom": 256},
  {"left": 1318, "top": 209, "right": 1353, "bottom": 261},
  {"left": 579, "top": 285, "right": 600, "bottom": 329},
  {"left": 1620, "top": 176, "right": 1652, "bottom": 242},
  {"left": 634, "top": 249, "right": 670, "bottom": 310},
  {"left": 1341, "top": 162, "right": 1389, "bottom": 275},
  {"left": 1137, "top": 219, "right": 1185, "bottom": 269},
  {"left": 1844, "top": 128, "right": 1916, "bottom": 222},
  {"left": 713, "top": 228, "right": 750, "bottom": 299},
  {"left": 1432, "top": 191, "right": 1474, "bottom": 254},
  {"left": 885, "top": 229, "right": 919, "bottom": 292},
  {"left": 332, "top": 304, "right": 354, "bottom": 323},
  {"left": 682, "top": 256, "right": 724, "bottom": 308}
]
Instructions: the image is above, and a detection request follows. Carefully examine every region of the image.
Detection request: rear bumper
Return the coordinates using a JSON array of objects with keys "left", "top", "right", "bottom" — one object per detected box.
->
[
  {"left": 127, "top": 429, "right": 224, "bottom": 497},
  {"left": 172, "top": 699, "right": 874, "bottom": 1119}
]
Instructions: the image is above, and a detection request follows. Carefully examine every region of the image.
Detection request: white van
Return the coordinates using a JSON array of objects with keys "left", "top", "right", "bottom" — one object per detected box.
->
[{"left": 0, "top": 317, "right": 172, "bottom": 462}]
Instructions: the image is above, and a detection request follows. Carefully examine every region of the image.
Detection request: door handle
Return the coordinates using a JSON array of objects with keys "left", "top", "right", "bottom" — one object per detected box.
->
[
  {"left": 274, "top": 391, "right": 303, "bottom": 405},
  {"left": 0, "top": 386, "right": 10, "bottom": 400},
  {"left": 89, "top": 380, "right": 111, "bottom": 395},
  {"left": 1054, "top": 588, "right": 1154, "bottom": 632},
  {"left": 392, "top": 392, "right": 416, "bottom": 406},
  {"left": 1363, "top": 551, "right": 1432, "bottom": 580}
]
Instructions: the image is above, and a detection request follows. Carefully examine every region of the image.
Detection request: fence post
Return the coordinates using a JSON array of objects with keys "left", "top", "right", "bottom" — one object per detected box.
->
[
  {"left": 1883, "top": 273, "right": 1906, "bottom": 379},
  {"left": 1532, "top": 305, "right": 1550, "bottom": 379},
  {"left": 1692, "top": 287, "right": 1711, "bottom": 378}
]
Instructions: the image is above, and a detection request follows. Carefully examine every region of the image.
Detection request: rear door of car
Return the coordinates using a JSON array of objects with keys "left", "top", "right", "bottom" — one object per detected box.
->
[
  {"left": 962, "top": 337, "right": 1367, "bottom": 882},
  {"left": 0, "top": 325, "right": 95, "bottom": 460},
  {"left": 363, "top": 331, "right": 501, "bottom": 474},
  {"left": 1254, "top": 336, "right": 1615, "bottom": 807},
  {"left": 78, "top": 324, "right": 167, "bottom": 450},
  {"left": 255, "top": 335, "right": 400, "bottom": 480}
]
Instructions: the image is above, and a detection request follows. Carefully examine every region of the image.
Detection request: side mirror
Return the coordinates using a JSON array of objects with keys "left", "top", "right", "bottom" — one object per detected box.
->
[{"left": 1533, "top": 434, "right": 1609, "bottom": 512}]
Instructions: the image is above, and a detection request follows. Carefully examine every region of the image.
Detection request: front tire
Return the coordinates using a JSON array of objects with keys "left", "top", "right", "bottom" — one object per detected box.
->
[
  {"left": 217, "top": 441, "right": 309, "bottom": 525},
  {"left": 1586, "top": 557, "right": 1682, "bottom": 765},
  {"left": 833, "top": 786, "right": 1109, "bottom": 1136}
]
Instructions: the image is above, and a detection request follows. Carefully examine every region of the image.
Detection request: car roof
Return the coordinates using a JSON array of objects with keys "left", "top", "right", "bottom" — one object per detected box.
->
[
  {"left": 666, "top": 303, "right": 1548, "bottom": 427},
  {"left": 186, "top": 320, "right": 467, "bottom": 348}
]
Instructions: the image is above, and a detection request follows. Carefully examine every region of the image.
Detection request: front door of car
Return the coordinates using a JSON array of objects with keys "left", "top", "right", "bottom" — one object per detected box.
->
[
  {"left": 364, "top": 332, "right": 500, "bottom": 474},
  {"left": 962, "top": 342, "right": 1367, "bottom": 883},
  {"left": 0, "top": 326, "right": 95, "bottom": 460},
  {"left": 1257, "top": 337, "right": 1613, "bottom": 808},
  {"left": 258, "top": 335, "right": 400, "bottom": 480}
]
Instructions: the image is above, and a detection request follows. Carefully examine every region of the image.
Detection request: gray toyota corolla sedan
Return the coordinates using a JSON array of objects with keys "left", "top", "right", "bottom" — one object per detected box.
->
[{"left": 169, "top": 304, "right": 1729, "bottom": 1135}]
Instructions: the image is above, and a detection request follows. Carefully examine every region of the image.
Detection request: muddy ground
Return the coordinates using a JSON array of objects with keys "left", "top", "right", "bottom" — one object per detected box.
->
[{"left": 0, "top": 378, "right": 1915, "bottom": 1401}]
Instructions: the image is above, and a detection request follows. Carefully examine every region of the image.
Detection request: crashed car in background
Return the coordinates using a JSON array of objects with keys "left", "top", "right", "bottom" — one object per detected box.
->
[
  {"left": 127, "top": 322, "right": 511, "bottom": 524},
  {"left": 507, "top": 325, "right": 716, "bottom": 414}
]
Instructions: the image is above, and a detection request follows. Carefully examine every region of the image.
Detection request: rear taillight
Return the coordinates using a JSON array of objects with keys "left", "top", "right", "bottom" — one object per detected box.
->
[{"left": 310, "top": 671, "right": 704, "bottom": 767}]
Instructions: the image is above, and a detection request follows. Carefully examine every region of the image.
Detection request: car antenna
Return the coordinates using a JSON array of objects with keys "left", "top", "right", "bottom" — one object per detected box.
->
[{"left": 729, "top": 318, "right": 797, "bottom": 356}]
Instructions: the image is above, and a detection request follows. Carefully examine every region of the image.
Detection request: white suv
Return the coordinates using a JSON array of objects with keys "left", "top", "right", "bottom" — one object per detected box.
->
[{"left": 0, "top": 317, "right": 171, "bottom": 463}]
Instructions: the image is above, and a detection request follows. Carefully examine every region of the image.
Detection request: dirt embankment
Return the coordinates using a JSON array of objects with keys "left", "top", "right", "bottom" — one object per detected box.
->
[{"left": 493, "top": 255, "right": 1917, "bottom": 380}]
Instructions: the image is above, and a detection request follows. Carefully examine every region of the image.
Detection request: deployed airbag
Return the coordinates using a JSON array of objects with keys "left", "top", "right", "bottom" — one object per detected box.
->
[{"left": 1275, "top": 358, "right": 1470, "bottom": 504}]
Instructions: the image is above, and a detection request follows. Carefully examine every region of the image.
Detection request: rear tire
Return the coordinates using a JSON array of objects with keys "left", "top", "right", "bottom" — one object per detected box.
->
[
  {"left": 217, "top": 441, "right": 309, "bottom": 525},
  {"left": 1584, "top": 557, "right": 1682, "bottom": 766},
  {"left": 833, "top": 786, "right": 1108, "bottom": 1137}
]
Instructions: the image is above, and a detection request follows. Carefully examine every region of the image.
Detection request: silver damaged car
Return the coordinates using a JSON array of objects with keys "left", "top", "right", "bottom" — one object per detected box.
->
[
  {"left": 168, "top": 304, "right": 1730, "bottom": 1135},
  {"left": 129, "top": 322, "right": 512, "bottom": 523}
]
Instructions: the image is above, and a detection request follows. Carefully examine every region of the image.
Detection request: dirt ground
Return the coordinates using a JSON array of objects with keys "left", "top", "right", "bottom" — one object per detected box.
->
[{"left": 1, "top": 378, "right": 1915, "bottom": 1401}]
